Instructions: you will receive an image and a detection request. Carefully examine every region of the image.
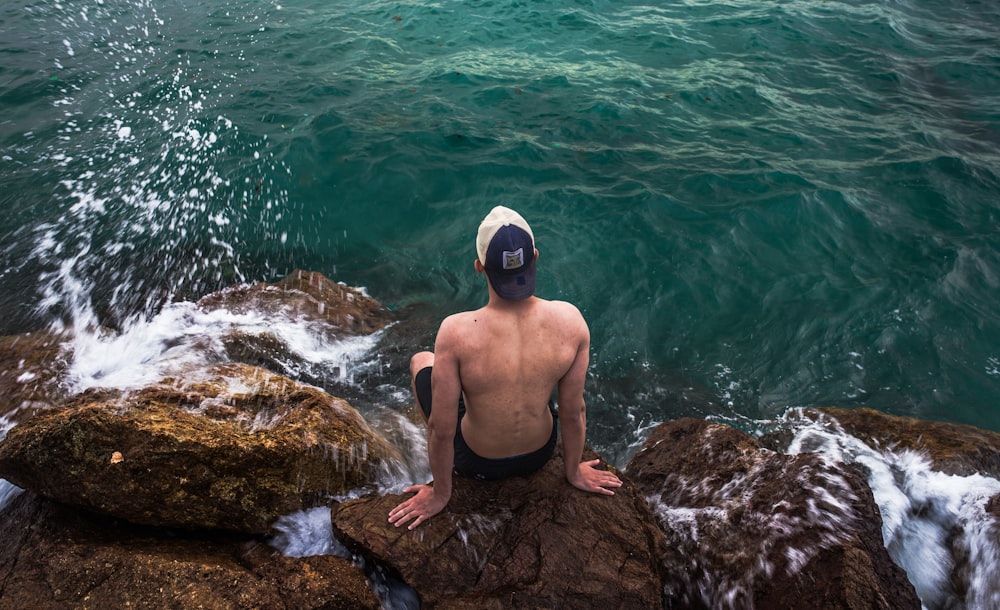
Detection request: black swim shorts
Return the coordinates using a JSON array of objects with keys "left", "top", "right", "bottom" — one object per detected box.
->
[{"left": 414, "top": 366, "right": 558, "bottom": 481}]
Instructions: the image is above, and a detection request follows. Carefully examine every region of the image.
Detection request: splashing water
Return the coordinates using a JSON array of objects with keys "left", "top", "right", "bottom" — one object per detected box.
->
[
  {"left": 63, "top": 298, "right": 381, "bottom": 393},
  {"left": 15, "top": 0, "right": 292, "bottom": 339},
  {"left": 646, "top": 432, "right": 866, "bottom": 608},
  {"left": 5, "top": 1, "right": 1000, "bottom": 608},
  {"left": 785, "top": 413, "right": 1000, "bottom": 609},
  {"left": 270, "top": 507, "right": 351, "bottom": 559},
  {"left": 269, "top": 507, "right": 419, "bottom": 610},
  {"left": 0, "top": 481, "right": 23, "bottom": 514}
]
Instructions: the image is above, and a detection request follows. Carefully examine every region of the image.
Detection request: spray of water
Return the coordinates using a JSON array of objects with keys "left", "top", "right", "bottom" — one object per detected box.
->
[{"left": 21, "top": 0, "right": 291, "bottom": 338}]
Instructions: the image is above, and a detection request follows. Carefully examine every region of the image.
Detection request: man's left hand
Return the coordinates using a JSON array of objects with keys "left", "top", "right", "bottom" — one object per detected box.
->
[
  {"left": 568, "top": 459, "right": 623, "bottom": 495},
  {"left": 388, "top": 484, "right": 449, "bottom": 530}
]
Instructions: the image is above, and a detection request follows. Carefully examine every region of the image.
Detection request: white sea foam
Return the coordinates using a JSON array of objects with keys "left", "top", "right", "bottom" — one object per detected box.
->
[
  {"left": 64, "top": 298, "right": 382, "bottom": 393},
  {"left": 784, "top": 412, "right": 1000, "bottom": 609},
  {"left": 270, "top": 507, "right": 352, "bottom": 559},
  {"left": 0, "top": 480, "right": 23, "bottom": 513},
  {"left": 374, "top": 415, "right": 430, "bottom": 495},
  {"left": 269, "top": 505, "right": 420, "bottom": 610},
  {"left": 0, "top": 417, "right": 22, "bottom": 513},
  {"left": 29, "top": 0, "right": 291, "bottom": 349}
]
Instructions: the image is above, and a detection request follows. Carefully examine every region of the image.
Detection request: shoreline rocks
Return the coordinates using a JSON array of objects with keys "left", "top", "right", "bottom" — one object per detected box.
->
[
  {"left": 0, "top": 363, "right": 403, "bottom": 533},
  {"left": 0, "top": 331, "right": 71, "bottom": 429},
  {"left": 813, "top": 407, "right": 1000, "bottom": 478},
  {"left": 6, "top": 271, "right": 1000, "bottom": 608},
  {"left": 0, "top": 491, "right": 380, "bottom": 610},
  {"left": 0, "top": 271, "right": 400, "bottom": 607},
  {"left": 626, "top": 418, "right": 921, "bottom": 609},
  {"left": 332, "top": 447, "right": 667, "bottom": 609}
]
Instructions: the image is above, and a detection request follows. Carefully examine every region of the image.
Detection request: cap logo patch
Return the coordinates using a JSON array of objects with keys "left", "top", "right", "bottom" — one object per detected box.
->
[{"left": 502, "top": 248, "right": 524, "bottom": 270}]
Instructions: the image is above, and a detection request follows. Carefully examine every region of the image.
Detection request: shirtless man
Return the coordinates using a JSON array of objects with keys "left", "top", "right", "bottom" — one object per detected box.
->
[{"left": 388, "top": 206, "right": 623, "bottom": 530}]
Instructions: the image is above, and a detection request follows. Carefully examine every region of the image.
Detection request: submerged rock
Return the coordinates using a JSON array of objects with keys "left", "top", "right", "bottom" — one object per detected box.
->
[
  {"left": 626, "top": 418, "right": 920, "bottom": 610},
  {"left": 0, "top": 363, "right": 402, "bottom": 533},
  {"left": 0, "top": 491, "right": 380, "bottom": 609},
  {"left": 332, "top": 447, "right": 667, "bottom": 609}
]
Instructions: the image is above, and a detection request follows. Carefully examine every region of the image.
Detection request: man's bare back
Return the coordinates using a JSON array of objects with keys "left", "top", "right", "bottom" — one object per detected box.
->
[
  {"left": 389, "top": 206, "right": 622, "bottom": 530},
  {"left": 438, "top": 297, "right": 587, "bottom": 459}
]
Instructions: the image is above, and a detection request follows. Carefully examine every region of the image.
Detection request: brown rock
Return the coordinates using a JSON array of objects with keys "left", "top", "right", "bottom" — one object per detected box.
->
[
  {"left": 988, "top": 494, "right": 1000, "bottom": 518},
  {"left": 0, "top": 491, "right": 380, "bottom": 609},
  {"left": 814, "top": 407, "right": 1000, "bottom": 477},
  {"left": 0, "top": 331, "right": 71, "bottom": 425},
  {"left": 194, "top": 270, "right": 395, "bottom": 388},
  {"left": 198, "top": 269, "right": 393, "bottom": 340},
  {"left": 626, "top": 418, "right": 919, "bottom": 609},
  {"left": 0, "top": 363, "right": 402, "bottom": 533},
  {"left": 332, "top": 447, "right": 667, "bottom": 609}
]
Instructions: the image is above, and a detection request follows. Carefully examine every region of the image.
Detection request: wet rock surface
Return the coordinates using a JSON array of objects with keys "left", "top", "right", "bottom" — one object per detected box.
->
[
  {"left": 783, "top": 407, "right": 1000, "bottom": 608},
  {"left": 0, "top": 272, "right": 404, "bottom": 608},
  {"left": 812, "top": 407, "right": 1000, "bottom": 477},
  {"left": 199, "top": 269, "right": 394, "bottom": 341},
  {"left": 12, "top": 271, "right": 1000, "bottom": 608},
  {"left": 333, "top": 447, "right": 667, "bottom": 609},
  {"left": 197, "top": 269, "right": 397, "bottom": 394},
  {"left": 0, "top": 363, "right": 401, "bottom": 533},
  {"left": 626, "top": 418, "right": 920, "bottom": 609},
  {"left": 0, "top": 491, "right": 379, "bottom": 610},
  {"left": 0, "top": 331, "right": 71, "bottom": 427}
]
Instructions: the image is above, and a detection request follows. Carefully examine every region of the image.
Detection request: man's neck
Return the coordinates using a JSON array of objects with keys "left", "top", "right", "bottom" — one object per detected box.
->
[{"left": 486, "top": 293, "right": 538, "bottom": 310}]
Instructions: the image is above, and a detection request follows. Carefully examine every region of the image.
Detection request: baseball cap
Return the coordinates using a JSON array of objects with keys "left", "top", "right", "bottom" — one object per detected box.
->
[{"left": 476, "top": 206, "right": 536, "bottom": 300}]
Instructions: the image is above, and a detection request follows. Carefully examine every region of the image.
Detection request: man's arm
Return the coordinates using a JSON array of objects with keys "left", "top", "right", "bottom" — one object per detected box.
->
[
  {"left": 388, "top": 317, "right": 462, "bottom": 529},
  {"left": 558, "top": 307, "right": 623, "bottom": 495}
]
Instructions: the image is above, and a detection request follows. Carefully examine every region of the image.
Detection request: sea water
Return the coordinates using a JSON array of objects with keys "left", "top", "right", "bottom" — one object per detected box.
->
[{"left": 2, "top": 0, "right": 1000, "bottom": 607}]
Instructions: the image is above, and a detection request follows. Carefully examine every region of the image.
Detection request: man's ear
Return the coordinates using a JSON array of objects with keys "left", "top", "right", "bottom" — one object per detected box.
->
[
  {"left": 474, "top": 258, "right": 485, "bottom": 274},
  {"left": 534, "top": 248, "right": 540, "bottom": 262}
]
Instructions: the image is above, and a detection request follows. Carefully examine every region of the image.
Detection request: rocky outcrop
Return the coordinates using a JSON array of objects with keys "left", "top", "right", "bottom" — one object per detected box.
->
[
  {"left": 199, "top": 269, "right": 393, "bottom": 340},
  {"left": 6, "top": 271, "right": 966, "bottom": 609},
  {"left": 626, "top": 418, "right": 920, "bottom": 610},
  {"left": 195, "top": 270, "right": 395, "bottom": 391},
  {"left": 779, "top": 407, "right": 1000, "bottom": 609},
  {"left": 0, "top": 491, "right": 379, "bottom": 609},
  {"left": 813, "top": 407, "right": 1000, "bottom": 477},
  {"left": 332, "top": 447, "right": 667, "bottom": 609},
  {"left": 0, "top": 272, "right": 404, "bottom": 608},
  {"left": 0, "top": 363, "right": 402, "bottom": 533}
]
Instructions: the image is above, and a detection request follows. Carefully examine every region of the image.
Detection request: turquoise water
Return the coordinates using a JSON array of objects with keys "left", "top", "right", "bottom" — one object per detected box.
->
[{"left": 2, "top": 0, "right": 1000, "bottom": 459}]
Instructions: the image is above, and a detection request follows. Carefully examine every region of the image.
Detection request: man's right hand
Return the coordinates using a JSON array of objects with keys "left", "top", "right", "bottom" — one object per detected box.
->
[
  {"left": 568, "top": 459, "right": 623, "bottom": 495},
  {"left": 388, "top": 484, "right": 450, "bottom": 530}
]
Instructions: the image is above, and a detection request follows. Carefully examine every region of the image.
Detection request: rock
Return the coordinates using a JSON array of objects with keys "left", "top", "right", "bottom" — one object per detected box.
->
[
  {"left": 195, "top": 270, "right": 394, "bottom": 392},
  {"left": 332, "top": 447, "right": 667, "bottom": 609},
  {"left": 813, "top": 407, "right": 1000, "bottom": 477},
  {"left": 0, "top": 363, "right": 403, "bottom": 533},
  {"left": 199, "top": 269, "right": 394, "bottom": 341},
  {"left": 782, "top": 407, "right": 1000, "bottom": 609},
  {"left": 625, "top": 418, "right": 920, "bottom": 610},
  {"left": 0, "top": 491, "right": 380, "bottom": 609},
  {"left": 0, "top": 331, "right": 71, "bottom": 426}
]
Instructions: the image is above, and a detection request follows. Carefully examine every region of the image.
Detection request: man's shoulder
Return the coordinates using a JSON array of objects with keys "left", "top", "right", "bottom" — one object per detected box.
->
[
  {"left": 437, "top": 308, "right": 483, "bottom": 337},
  {"left": 540, "top": 297, "right": 583, "bottom": 314},
  {"left": 537, "top": 298, "right": 586, "bottom": 324},
  {"left": 440, "top": 308, "right": 482, "bottom": 326}
]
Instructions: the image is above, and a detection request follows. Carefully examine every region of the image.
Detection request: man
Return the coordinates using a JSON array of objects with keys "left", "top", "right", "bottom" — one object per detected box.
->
[{"left": 388, "top": 206, "right": 622, "bottom": 530}]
